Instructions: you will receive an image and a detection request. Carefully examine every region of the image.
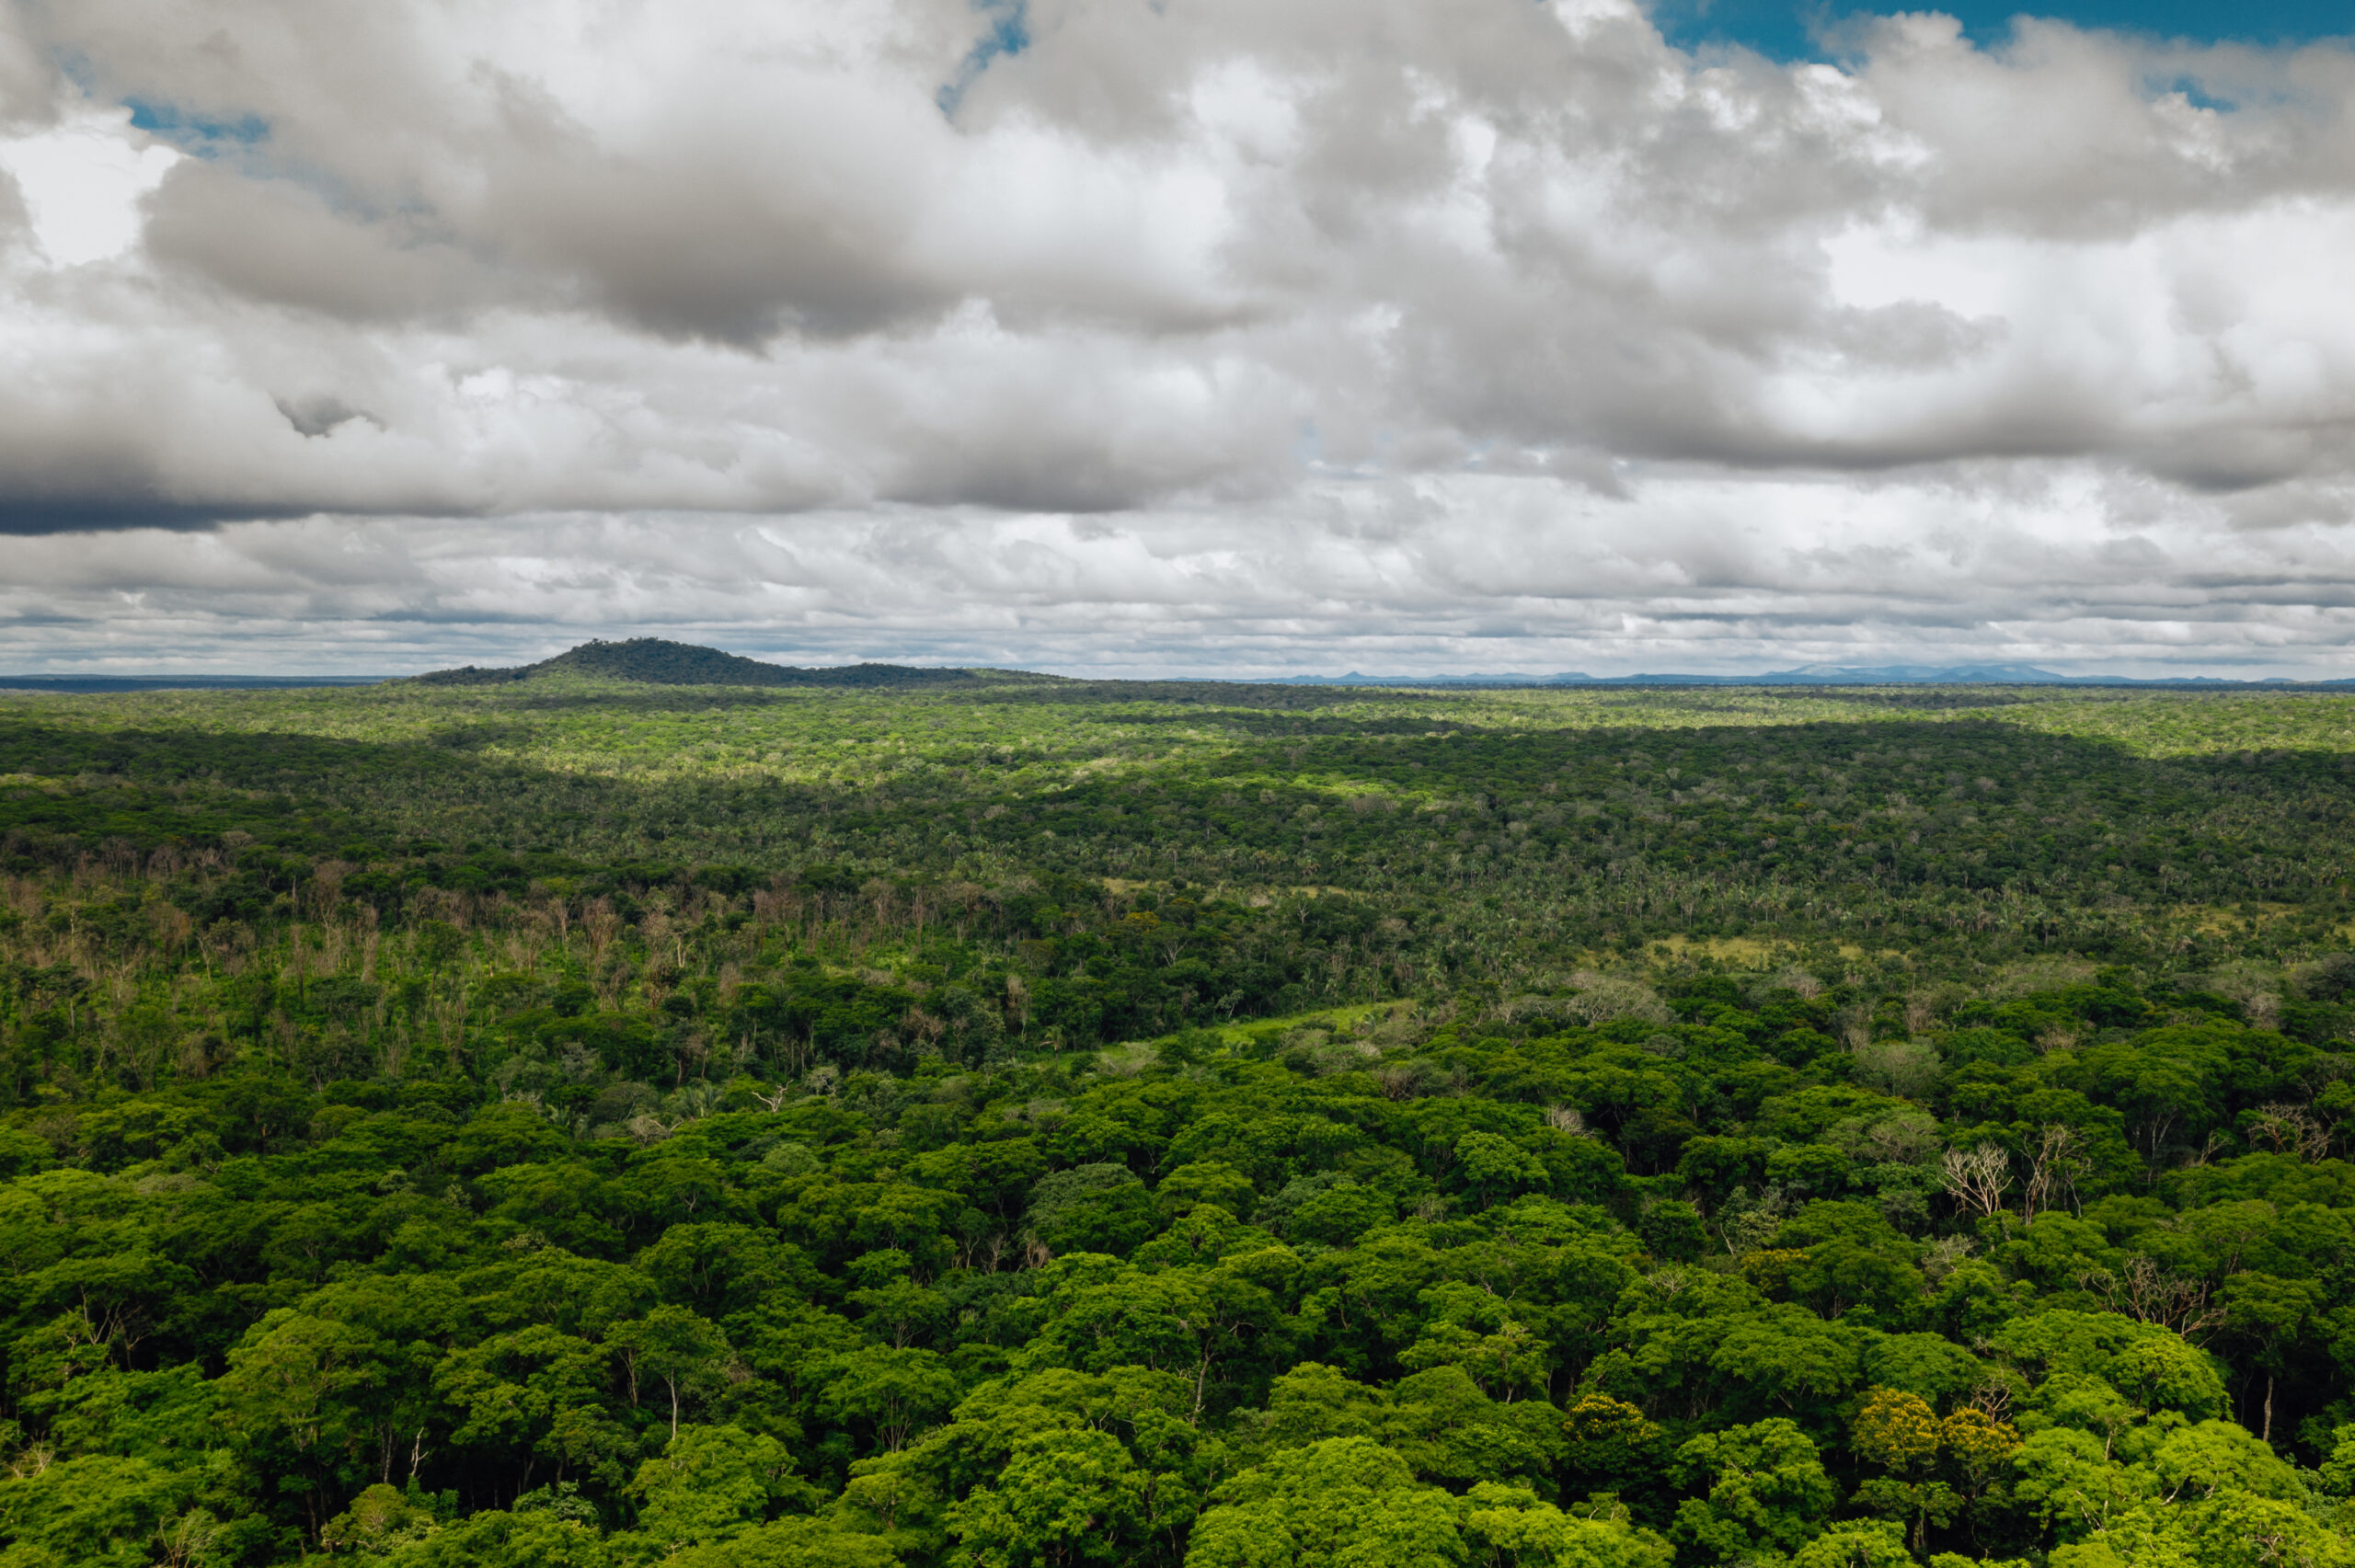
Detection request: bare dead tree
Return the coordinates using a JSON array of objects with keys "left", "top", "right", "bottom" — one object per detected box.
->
[
  {"left": 1544, "top": 1105, "right": 1593, "bottom": 1137},
  {"left": 1966, "top": 1379, "right": 2014, "bottom": 1425},
  {"left": 1943, "top": 1144, "right": 2013, "bottom": 1220},
  {"left": 2246, "top": 1103, "right": 2331, "bottom": 1162},
  {"left": 2077, "top": 1255, "right": 2225, "bottom": 1345},
  {"left": 2022, "top": 1124, "right": 2091, "bottom": 1220},
  {"left": 584, "top": 898, "right": 620, "bottom": 963}
]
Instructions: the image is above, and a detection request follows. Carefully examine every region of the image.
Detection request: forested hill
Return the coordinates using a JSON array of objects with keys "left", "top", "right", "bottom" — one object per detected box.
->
[
  {"left": 411, "top": 638, "right": 992, "bottom": 689},
  {"left": 6, "top": 678, "right": 2355, "bottom": 1567}
]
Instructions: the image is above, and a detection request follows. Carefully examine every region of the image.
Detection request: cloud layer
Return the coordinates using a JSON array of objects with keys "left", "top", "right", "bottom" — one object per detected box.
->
[{"left": 4, "top": 0, "right": 2355, "bottom": 672}]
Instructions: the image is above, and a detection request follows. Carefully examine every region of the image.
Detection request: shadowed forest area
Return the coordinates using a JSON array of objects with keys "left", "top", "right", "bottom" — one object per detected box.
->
[{"left": 5, "top": 665, "right": 2355, "bottom": 1566}]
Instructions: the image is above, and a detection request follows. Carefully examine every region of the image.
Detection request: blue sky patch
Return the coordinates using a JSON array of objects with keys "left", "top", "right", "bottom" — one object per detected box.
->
[
  {"left": 1649, "top": 0, "right": 2354, "bottom": 62},
  {"left": 937, "top": 0, "right": 1030, "bottom": 116},
  {"left": 126, "top": 98, "right": 269, "bottom": 155}
]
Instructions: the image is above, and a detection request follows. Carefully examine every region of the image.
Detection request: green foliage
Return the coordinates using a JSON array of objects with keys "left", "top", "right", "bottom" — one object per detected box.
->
[
  {"left": 2, "top": 676, "right": 2355, "bottom": 1565},
  {"left": 617, "top": 1425, "right": 814, "bottom": 1562},
  {"left": 945, "top": 1427, "right": 1148, "bottom": 1568},
  {"left": 1671, "top": 1418, "right": 1838, "bottom": 1559},
  {"left": 1186, "top": 1437, "right": 1464, "bottom": 1567}
]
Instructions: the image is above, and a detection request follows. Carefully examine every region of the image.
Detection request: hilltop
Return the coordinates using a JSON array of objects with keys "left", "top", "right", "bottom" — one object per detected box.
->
[{"left": 410, "top": 636, "right": 985, "bottom": 688}]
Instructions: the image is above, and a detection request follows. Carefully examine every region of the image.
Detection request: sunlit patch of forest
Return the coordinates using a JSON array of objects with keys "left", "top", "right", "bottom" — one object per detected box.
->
[{"left": 4, "top": 668, "right": 2355, "bottom": 1567}]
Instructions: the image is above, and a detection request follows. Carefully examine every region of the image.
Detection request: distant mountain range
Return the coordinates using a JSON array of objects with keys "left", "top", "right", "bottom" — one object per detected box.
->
[
  {"left": 1268, "top": 663, "right": 2349, "bottom": 687},
  {"left": 0, "top": 674, "right": 389, "bottom": 693},
  {"left": 4, "top": 646, "right": 2350, "bottom": 692}
]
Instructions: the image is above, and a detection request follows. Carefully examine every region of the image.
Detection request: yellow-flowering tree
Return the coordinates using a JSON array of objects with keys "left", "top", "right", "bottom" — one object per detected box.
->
[{"left": 1852, "top": 1387, "right": 1957, "bottom": 1553}]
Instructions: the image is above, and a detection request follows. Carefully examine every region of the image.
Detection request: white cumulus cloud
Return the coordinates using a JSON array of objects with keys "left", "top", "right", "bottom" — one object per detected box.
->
[{"left": 1, "top": 0, "right": 2354, "bottom": 673}]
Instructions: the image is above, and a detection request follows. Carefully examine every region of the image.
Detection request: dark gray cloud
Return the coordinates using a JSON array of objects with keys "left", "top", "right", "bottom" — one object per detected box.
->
[
  {"left": 4, "top": 0, "right": 2355, "bottom": 670},
  {"left": 143, "top": 162, "right": 502, "bottom": 324}
]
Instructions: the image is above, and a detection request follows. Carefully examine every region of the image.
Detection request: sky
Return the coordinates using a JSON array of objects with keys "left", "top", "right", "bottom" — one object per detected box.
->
[{"left": 4, "top": 1, "right": 2355, "bottom": 678}]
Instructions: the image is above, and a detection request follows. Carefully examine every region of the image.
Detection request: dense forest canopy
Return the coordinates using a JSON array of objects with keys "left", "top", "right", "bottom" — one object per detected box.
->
[{"left": 4, "top": 667, "right": 2355, "bottom": 1567}]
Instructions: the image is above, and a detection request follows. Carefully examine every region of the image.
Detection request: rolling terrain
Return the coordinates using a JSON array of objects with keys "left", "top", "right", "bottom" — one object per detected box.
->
[{"left": 2, "top": 651, "right": 2352, "bottom": 1566}]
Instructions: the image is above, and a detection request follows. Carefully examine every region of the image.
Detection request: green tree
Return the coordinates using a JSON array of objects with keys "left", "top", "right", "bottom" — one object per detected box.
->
[
  {"left": 945, "top": 1427, "right": 1149, "bottom": 1568},
  {"left": 1791, "top": 1519, "right": 1915, "bottom": 1568},
  {"left": 666, "top": 1516, "right": 902, "bottom": 1567},
  {"left": 0, "top": 1453, "right": 202, "bottom": 1568},
  {"left": 1025, "top": 1166, "right": 1160, "bottom": 1257},
  {"left": 1453, "top": 1134, "right": 1549, "bottom": 1209},
  {"left": 1185, "top": 1437, "right": 1465, "bottom": 1568},
  {"left": 815, "top": 1345, "right": 960, "bottom": 1453},
  {"left": 1455, "top": 1482, "right": 1672, "bottom": 1568},
  {"left": 613, "top": 1425, "right": 814, "bottom": 1562},
  {"left": 432, "top": 1324, "right": 613, "bottom": 1492},
  {"left": 1671, "top": 1418, "right": 1837, "bottom": 1562},
  {"left": 376, "top": 1506, "right": 611, "bottom": 1568},
  {"left": 320, "top": 1483, "right": 441, "bottom": 1556},
  {"left": 610, "top": 1307, "right": 729, "bottom": 1441}
]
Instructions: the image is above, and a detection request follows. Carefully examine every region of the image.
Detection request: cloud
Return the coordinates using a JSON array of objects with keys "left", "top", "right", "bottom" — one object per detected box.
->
[
  {"left": 5, "top": 468, "right": 2355, "bottom": 676},
  {"left": 0, "top": 105, "right": 178, "bottom": 265},
  {"left": 3, "top": 0, "right": 2355, "bottom": 669}
]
